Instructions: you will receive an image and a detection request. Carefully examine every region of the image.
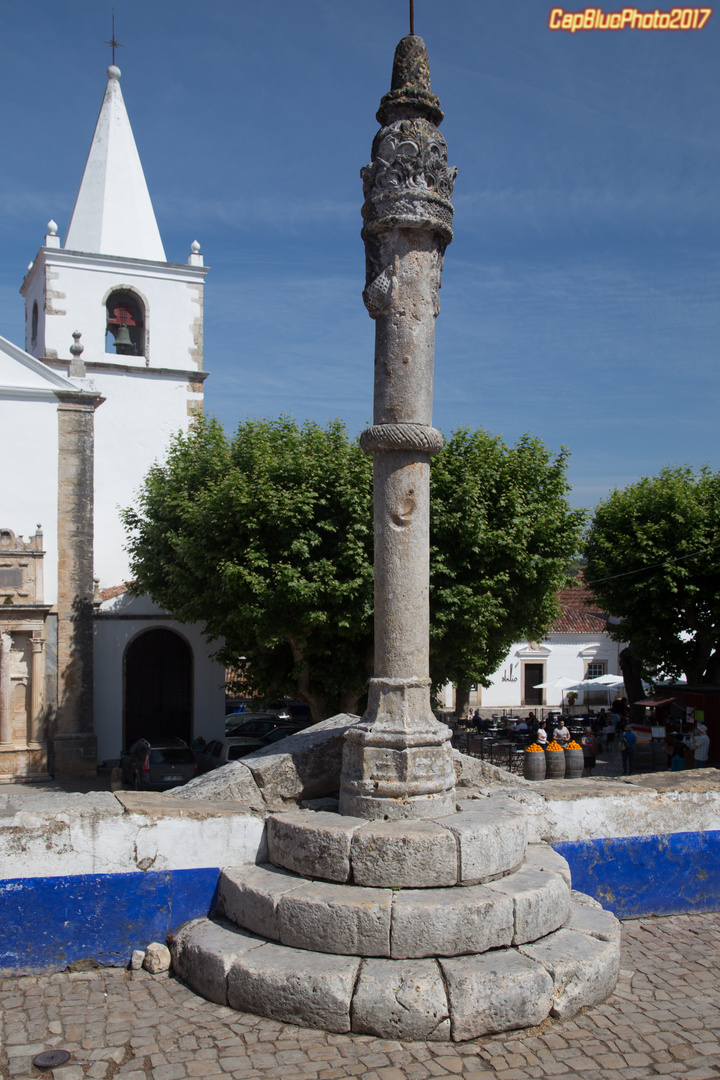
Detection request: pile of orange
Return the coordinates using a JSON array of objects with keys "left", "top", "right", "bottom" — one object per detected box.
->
[
  {"left": 566, "top": 740, "right": 582, "bottom": 749},
  {"left": 525, "top": 743, "right": 544, "bottom": 752},
  {"left": 546, "top": 741, "right": 563, "bottom": 751}
]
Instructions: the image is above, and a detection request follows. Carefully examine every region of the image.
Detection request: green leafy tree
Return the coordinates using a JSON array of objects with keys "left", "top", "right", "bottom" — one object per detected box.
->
[
  {"left": 123, "top": 418, "right": 583, "bottom": 723},
  {"left": 122, "top": 416, "right": 374, "bottom": 723},
  {"left": 429, "top": 429, "right": 585, "bottom": 714},
  {"left": 584, "top": 465, "right": 720, "bottom": 686}
]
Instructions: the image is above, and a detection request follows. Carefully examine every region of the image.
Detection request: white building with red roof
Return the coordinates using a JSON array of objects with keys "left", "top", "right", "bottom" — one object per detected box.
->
[{"left": 443, "top": 582, "right": 627, "bottom": 713}]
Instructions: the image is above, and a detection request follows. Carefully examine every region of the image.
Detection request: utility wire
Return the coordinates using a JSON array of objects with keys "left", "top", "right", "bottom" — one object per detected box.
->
[{"left": 585, "top": 542, "right": 720, "bottom": 586}]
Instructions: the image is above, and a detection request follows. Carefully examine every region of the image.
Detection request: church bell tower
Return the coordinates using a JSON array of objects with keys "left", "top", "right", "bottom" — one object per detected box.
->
[{"left": 20, "top": 64, "right": 208, "bottom": 590}]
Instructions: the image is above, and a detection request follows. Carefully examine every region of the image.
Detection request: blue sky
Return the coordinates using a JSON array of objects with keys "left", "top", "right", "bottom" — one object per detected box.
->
[{"left": 1, "top": 1, "right": 718, "bottom": 511}]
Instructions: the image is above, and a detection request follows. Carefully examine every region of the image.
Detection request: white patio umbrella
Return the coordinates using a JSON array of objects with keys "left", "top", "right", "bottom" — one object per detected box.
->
[
  {"left": 532, "top": 676, "right": 579, "bottom": 709},
  {"left": 564, "top": 675, "right": 627, "bottom": 707},
  {"left": 532, "top": 677, "right": 580, "bottom": 690}
]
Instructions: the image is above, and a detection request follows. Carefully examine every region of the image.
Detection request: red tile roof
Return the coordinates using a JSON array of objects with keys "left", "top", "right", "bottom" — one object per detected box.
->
[
  {"left": 552, "top": 582, "right": 610, "bottom": 634},
  {"left": 99, "top": 583, "right": 129, "bottom": 601}
]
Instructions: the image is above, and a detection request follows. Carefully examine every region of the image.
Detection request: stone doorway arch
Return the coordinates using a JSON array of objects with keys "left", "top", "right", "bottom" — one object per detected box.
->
[{"left": 124, "top": 628, "right": 192, "bottom": 749}]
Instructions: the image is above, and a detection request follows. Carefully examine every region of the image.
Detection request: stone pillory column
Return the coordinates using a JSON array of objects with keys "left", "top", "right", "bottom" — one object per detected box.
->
[{"left": 339, "top": 35, "right": 457, "bottom": 820}]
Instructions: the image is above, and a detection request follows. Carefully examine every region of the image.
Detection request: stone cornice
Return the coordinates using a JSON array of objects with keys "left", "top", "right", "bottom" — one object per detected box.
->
[
  {"left": 42, "top": 358, "right": 209, "bottom": 380},
  {"left": 21, "top": 246, "right": 209, "bottom": 295},
  {"left": 54, "top": 388, "right": 106, "bottom": 410}
]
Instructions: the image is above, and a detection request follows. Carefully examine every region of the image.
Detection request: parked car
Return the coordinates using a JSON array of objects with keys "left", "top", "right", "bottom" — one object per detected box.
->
[
  {"left": 197, "top": 725, "right": 306, "bottom": 772},
  {"left": 120, "top": 738, "right": 198, "bottom": 791},
  {"left": 225, "top": 713, "right": 313, "bottom": 737},
  {"left": 224, "top": 713, "right": 287, "bottom": 737}
]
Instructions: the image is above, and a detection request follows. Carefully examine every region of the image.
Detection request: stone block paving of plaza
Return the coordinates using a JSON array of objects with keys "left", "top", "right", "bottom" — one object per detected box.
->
[{"left": 1, "top": 912, "right": 719, "bottom": 1080}]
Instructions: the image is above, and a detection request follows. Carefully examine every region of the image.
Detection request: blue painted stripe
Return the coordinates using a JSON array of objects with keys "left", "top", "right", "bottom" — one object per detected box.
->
[
  {"left": 554, "top": 830, "right": 720, "bottom": 918},
  {"left": 0, "top": 867, "right": 220, "bottom": 976}
]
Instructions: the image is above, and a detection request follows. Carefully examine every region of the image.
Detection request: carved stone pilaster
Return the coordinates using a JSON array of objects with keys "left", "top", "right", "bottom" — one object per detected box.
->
[
  {"left": 29, "top": 634, "right": 45, "bottom": 746},
  {"left": 0, "top": 630, "right": 12, "bottom": 746},
  {"left": 54, "top": 387, "right": 104, "bottom": 776}
]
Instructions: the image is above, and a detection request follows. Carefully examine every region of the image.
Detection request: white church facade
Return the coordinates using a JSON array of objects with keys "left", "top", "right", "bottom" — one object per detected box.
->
[{"left": 1, "top": 64, "right": 225, "bottom": 781}]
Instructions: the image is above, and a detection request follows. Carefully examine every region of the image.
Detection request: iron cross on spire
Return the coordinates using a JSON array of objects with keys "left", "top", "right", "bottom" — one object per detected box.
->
[{"left": 105, "top": 8, "right": 124, "bottom": 65}]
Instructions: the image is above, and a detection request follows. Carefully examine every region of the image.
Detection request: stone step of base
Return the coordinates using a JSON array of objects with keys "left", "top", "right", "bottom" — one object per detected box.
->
[
  {"left": 217, "top": 849, "right": 572, "bottom": 959},
  {"left": 265, "top": 798, "right": 528, "bottom": 887},
  {"left": 170, "top": 899, "right": 621, "bottom": 1041}
]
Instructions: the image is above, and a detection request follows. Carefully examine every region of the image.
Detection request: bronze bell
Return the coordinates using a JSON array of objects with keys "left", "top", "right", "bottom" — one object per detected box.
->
[{"left": 114, "top": 321, "right": 133, "bottom": 352}]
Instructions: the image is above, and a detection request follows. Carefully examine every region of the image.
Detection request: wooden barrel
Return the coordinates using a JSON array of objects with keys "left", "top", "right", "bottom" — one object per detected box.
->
[
  {"left": 523, "top": 747, "right": 546, "bottom": 781},
  {"left": 564, "top": 744, "right": 584, "bottom": 779},
  {"left": 545, "top": 747, "right": 566, "bottom": 779}
]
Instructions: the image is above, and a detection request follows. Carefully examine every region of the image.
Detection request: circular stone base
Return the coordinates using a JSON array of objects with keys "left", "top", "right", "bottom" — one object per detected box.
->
[
  {"left": 171, "top": 897, "right": 621, "bottom": 1041},
  {"left": 218, "top": 860, "right": 570, "bottom": 958},
  {"left": 266, "top": 800, "right": 528, "bottom": 887}
]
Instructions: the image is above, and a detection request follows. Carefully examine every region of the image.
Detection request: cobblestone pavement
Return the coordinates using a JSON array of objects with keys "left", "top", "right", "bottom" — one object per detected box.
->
[{"left": 2, "top": 913, "right": 719, "bottom": 1080}]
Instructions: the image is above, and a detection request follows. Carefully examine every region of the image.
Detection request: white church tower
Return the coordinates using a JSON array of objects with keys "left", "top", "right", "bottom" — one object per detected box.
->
[{"left": 21, "top": 64, "right": 208, "bottom": 590}]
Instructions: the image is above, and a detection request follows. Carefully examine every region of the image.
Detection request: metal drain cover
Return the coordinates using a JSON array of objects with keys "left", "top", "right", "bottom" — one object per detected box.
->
[{"left": 32, "top": 1049, "right": 71, "bottom": 1069}]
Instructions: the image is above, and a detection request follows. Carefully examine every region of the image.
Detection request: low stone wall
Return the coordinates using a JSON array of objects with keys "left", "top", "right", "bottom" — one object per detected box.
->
[
  {"left": 1, "top": 751, "right": 719, "bottom": 975},
  {"left": 0, "top": 789, "right": 265, "bottom": 976}
]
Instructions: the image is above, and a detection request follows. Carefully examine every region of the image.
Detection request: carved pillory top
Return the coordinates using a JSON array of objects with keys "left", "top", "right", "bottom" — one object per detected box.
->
[{"left": 361, "top": 35, "right": 456, "bottom": 317}]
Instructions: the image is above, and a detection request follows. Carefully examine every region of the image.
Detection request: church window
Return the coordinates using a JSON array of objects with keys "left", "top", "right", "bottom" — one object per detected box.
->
[
  {"left": 105, "top": 291, "right": 145, "bottom": 356},
  {"left": 31, "top": 301, "right": 38, "bottom": 345}
]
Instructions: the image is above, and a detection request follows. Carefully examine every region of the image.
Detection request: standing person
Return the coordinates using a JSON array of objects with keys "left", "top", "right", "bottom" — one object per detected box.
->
[
  {"left": 694, "top": 724, "right": 710, "bottom": 767},
  {"left": 671, "top": 734, "right": 686, "bottom": 771},
  {"left": 582, "top": 727, "right": 599, "bottom": 776},
  {"left": 662, "top": 730, "right": 677, "bottom": 770},
  {"left": 536, "top": 721, "right": 548, "bottom": 746},
  {"left": 619, "top": 725, "right": 637, "bottom": 775},
  {"left": 553, "top": 720, "right": 570, "bottom": 746}
]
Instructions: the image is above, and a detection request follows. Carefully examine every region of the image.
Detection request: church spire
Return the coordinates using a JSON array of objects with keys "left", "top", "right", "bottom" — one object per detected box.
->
[{"left": 64, "top": 66, "right": 166, "bottom": 262}]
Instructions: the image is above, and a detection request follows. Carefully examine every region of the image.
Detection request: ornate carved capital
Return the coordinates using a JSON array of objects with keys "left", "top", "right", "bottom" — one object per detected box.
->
[
  {"left": 361, "top": 118, "right": 456, "bottom": 246},
  {"left": 360, "top": 423, "right": 443, "bottom": 456}
]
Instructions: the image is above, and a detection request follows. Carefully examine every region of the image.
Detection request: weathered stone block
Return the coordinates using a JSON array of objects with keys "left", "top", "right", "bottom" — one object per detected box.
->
[
  {"left": 571, "top": 888, "right": 602, "bottom": 908},
  {"left": 143, "top": 941, "right": 171, "bottom": 973},
  {"left": 218, "top": 864, "right": 306, "bottom": 940},
  {"left": 277, "top": 880, "right": 392, "bottom": 956},
  {"left": 227, "top": 941, "right": 360, "bottom": 1033},
  {"left": 351, "top": 819, "right": 458, "bottom": 887},
  {"left": 243, "top": 714, "right": 362, "bottom": 809},
  {"left": 130, "top": 949, "right": 144, "bottom": 971},
  {"left": 172, "top": 761, "right": 264, "bottom": 807},
  {"left": 524, "top": 842, "right": 572, "bottom": 887},
  {"left": 440, "top": 949, "right": 553, "bottom": 1041},
  {"left": 486, "top": 867, "right": 570, "bottom": 945},
  {"left": 351, "top": 958, "right": 450, "bottom": 1040},
  {"left": 391, "top": 884, "right": 513, "bottom": 958},
  {"left": 267, "top": 810, "right": 365, "bottom": 882},
  {"left": 565, "top": 899, "right": 622, "bottom": 944},
  {"left": 519, "top": 927, "right": 620, "bottom": 1018},
  {"left": 437, "top": 808, "right": 526, "bottom": 884},
  {"left": 170, "top": 917, "right": 265, "bottom": 1005}
]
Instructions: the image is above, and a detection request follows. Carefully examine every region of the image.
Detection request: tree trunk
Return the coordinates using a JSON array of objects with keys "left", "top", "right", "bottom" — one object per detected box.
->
[
  {"left": 619, "top": 645, "right": 646, "bottom": 726},
  {"left": 287, "top": 635, "right": 327, "bottom": 726},
  {"left": 455, "top": 678, "right": 472, "bottom": 720}
]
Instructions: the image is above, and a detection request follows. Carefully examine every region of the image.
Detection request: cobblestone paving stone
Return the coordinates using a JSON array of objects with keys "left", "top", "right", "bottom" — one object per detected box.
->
[{"left": 1, "top": 913, "right": 719, "bottom": 1080}]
